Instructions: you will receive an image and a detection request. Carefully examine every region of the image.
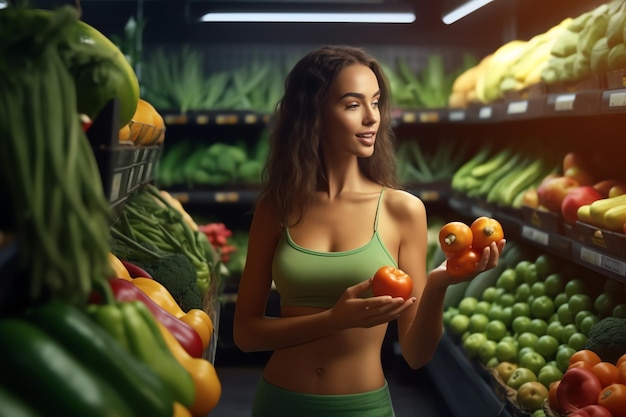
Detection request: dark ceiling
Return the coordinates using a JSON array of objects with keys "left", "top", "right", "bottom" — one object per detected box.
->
[{"left": 29, "top": 0, "right": 607, "bottom": 51}]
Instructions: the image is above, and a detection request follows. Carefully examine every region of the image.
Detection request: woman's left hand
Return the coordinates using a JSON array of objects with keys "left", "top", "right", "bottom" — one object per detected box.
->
[{"left": 431, "top": 239, "right": 506, "bottom": 286}]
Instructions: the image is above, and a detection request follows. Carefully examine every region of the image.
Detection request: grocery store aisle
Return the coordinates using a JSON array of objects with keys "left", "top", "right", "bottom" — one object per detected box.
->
[{"left": 211, "top": 350, "right": 453, "bottom": 417}]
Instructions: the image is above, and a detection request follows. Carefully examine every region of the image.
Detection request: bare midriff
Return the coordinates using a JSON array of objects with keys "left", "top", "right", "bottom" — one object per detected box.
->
[{"left": 262, "top": 305, "right": 388, "bottom": 395}]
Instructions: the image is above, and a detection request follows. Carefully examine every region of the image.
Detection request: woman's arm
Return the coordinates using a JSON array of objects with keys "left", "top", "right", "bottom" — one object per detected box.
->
[
  {"left": 233, "top": 197, "right": 410, "bottom": 352},
  {"left": 393, "top": 192, "right": 504, "bottom": 369}
]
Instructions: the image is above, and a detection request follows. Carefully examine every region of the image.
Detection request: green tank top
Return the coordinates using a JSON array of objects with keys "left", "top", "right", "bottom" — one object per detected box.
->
[{"left": 271, "top": 188, "right": 397, "bottom": 309}]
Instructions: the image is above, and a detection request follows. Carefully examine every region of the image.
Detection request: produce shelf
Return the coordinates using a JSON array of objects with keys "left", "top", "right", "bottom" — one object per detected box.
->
[
  {"left": 426, "top": 332, "right": 513, "bottom": 417},
  {"left": 168, "top": 189, "right": 260, "bottom": 206},
  {"left": 161, "top": 110, "right": 270, "bottom": 126}
]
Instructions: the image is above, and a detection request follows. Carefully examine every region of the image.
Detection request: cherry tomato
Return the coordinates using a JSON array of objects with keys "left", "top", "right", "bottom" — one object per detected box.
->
[
  {"left": 446, "top": 248, "right": 481, "bottom": 277},
  {"left": 470, "top": 217, "right": 504, "bottom": 250},
  {"left": 438, "top": 221, "right": 472, "bottom": 255},
  {"left": 597, "top": 383, "right": 626, "bottom": 417},
  {"left": 372, "top": 266, "right": 413, "bottom": 300},
  {"left": 591, "top": 362, "right": 620, "bottom": 388},
  {"left": 569, "top": 349, "right": 603, "bottom": 369}
]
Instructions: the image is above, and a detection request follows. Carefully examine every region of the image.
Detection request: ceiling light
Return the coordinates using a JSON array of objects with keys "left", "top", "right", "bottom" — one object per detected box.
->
[
  {"left": 442, "top": 0, "right": 494, "bottom": 25},
  {"left": 199, "top": 12, "right": 416, "bottom": 23}
]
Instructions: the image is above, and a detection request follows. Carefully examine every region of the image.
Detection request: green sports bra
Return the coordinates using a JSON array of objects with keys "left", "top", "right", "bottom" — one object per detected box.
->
[{"left": 271, "top": 188, "right": 397, "bottom": 309}]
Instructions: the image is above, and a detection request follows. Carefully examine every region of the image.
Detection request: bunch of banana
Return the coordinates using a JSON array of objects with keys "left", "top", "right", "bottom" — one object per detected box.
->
[
  {"left": 396, "top": 137, "right": 469, "bottom": 184},
  {"left": 452, "top": 146, "right": 558, "bottom": 208}
]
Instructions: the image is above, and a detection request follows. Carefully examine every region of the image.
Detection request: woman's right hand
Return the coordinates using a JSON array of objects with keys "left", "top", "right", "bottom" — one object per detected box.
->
[{"left": 329, "top": 279, "right": 416, "bottom": 329}]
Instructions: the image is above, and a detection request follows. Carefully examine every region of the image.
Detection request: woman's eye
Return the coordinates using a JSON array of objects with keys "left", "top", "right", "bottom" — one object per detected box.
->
[
  {"left": 372, "top": 100, "right": 380, "bottom": 108},
  {"left": 346, "top": 103, "right": 359, "bottom": 109}
]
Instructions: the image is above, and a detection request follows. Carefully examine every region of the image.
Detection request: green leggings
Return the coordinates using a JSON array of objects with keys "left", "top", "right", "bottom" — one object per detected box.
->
[{"left": 251, "top": 378, "right": 396, "bottom": 417}]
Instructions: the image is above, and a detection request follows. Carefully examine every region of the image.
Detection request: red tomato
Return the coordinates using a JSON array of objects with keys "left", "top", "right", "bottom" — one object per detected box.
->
[
  {"left": 557, "top": 367, "right": 604, "bottom": 413},
  {"left": 446, "top": 248, "right": 481, "bottom": 277},
  {"left": 438, "top": 221, "right": 472, "bottom": 255},
  {"left": 548, "top": 380, "right": 562, "bottom": 413},
  {"left": 372, "top": 266, "right": 413, "bottom": 300},
  {"left": 598, "top": 383, "right": 626, "bottom": 417},
  {"left": 470, "top": 217, "right": 504, "bottom": 250},
  {"left": 569, "top": 349, "right": 603, "bottom": 369},
  {"left": 591, "top": 362, "right": 620, "bottom": 388}
]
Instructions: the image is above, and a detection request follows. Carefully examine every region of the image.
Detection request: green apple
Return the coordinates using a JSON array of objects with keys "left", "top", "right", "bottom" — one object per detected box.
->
[
  {"left": 554, "top": 292, "right": 568, "bottom": 308},
  {"left": 486, "top": 357, "right": 500, "bottom": 368},
  {"left": 485, "top": 319, "right": 508, "bottom": 342},
  {"left": 531, "top": 296, "right": 555, "bottom": 321},
  {"left": 516, "top": 381, "right": 549, "bottom": 412},
  {"left": 519, "top": 351, "right": 546, "bottom": 375},
  {"left": 568, "top": 293, "right": 593, "bottom": 316},
  {"left": 495, "top": 361, "right": 518, "bottom": 382},
  {"left": 556, "top": 303, "right": 574, "bottom": 325},
  {"left": 487, "top": 304, "right": 504, "bottom": 321},
  {"left": 478, "top": 339, "right": 498, "bottom": 365},
  {"left": 496, "top": 339, "right": 519, "bottom": 363},
  {"left": 529, "top": 318, "right": 548, "bottom": 336},
  {"left": 574, "top": 310, "right": 594, "bottom": 329},
  {"left": 518, "top": 346, "right": 536, "bottom": 363},
  {"left": 458, "top": 297, "right": 479, "bottom": 316},
  {"left": 546, "top": 321, "right": 564, "bottom": 342},
  {"left": 530, "top": 282, "right": 546, "bottom": 298},
  {"left": 561, "top": 323, "right": 578, "bottom": 344},
  {"left": 482, "top": 286, "right": 501, "bottom": 303},
  {"left": 532, "top": 409, "right": 547, "bottom": 417},
  {"left": 512, "top": 315, "right": 532, "bottom": 334},
  {"left": 512, "top": 302, "right": 531, "bottom": 319},
  {"left": 523, "top": 264, "right": 539, "bottom": 286},
  {"left": 474, "top": 300, "right": 492, "bottom": 315},
  {"left": 517, "top": 332, "right": 539, "bottom": 349},
  {"left": 534, "top": 254, "right": 555, "bottom": 280},
  {"left": 580, "top": 315, "right": 599, "bottom": 335},
  {"left": 498, "top": 293, "right": 515, "bottom": 308},
  {"left": 515, "top": 283, "right": 532, "bottom": 302},
  {"left": 535, "top": 335, "right": 560, "bottom": 360},
  {"left": 544, "top": 273, "right": 565, "bottom": 297},
  {"left": 447, "top": 314, "right": 470, "bottom": 336},
  {"left": 514, "top": 261, "right": 532, "bottom": 284},
  {"left": 507, "top": 367, "right": 537, "bottom": 390},
  {"left": 463, "top": 332, "right": 488, "bottom": 358},
  {"left": 555, "top": 346, "right": 576, "bottom": 372},
  {"left": 496, "top": 268, "right": 517, "bottom": 292},
  {"left": 468, "top": 313, "right": 490, "bottom": 333},
  {"left": 613, "top": 303, "right": 626, "bottom": 318},
  {"left": 567, "top": 332, "right": 588, "bottom": 350},
  {"left": 594, "top": 292, "right": 618, "bottom": 318},
  {"left": 500, "top": 306, "right": 513, "bottom": 327},
  {"left": 565, "top": 278, "right": 585, "bottom": 299},
  {"left": 537, "top": 363, "right": 563, "bottom": 389}
]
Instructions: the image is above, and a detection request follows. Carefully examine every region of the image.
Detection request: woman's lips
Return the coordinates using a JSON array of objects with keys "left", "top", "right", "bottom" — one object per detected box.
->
[{"left": 356, "top": 132, "right": 376, "bottom": 145}]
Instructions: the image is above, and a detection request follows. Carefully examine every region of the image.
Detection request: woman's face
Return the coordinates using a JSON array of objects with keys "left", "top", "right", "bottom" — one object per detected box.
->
[{"left": 320, "top": 64, "right": 380, "bottom": 159}]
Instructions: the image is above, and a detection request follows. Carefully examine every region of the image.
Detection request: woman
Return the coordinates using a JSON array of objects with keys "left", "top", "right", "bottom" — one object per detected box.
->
[{"left": 233, "top": 45, "right": 505, "bottom": 417}]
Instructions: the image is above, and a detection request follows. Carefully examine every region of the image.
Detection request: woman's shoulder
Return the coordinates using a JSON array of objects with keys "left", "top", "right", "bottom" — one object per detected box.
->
[{"left": 383, "top": 188, "right": 426, "bottom": 221}]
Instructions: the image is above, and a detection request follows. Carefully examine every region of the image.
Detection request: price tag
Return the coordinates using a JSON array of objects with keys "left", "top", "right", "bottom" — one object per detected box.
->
[
  {"left": 402, "top": 112, "right": 416, "bottom": 123},
  {"left": 478, "top": 107, "right": 492, "bottom": 119},
  {"left": 608, "top": 91, "right": 626, "bottom": 107},
  {"left": 471, "top": 205, "right": 492, "bottom": 218},
  {"left": 507, "top": 100, "right": 528, "bottom": 114},
  {"left": 244, "top": 114, "right": 258, "bottom": 124},
  {"left": 215, "top": 192, "right": 240, "bottom": 203},
  {"left": 554, "top": 94, "right": 575, "bottom": 111},
  {"left": 418, "top": 190, "right": 440, "bottom": 201},
  {"left": 110, "top": 172, "right": 122, "bottom": 201},
  {"left": 419, "top": 111, "right": 439, "bottom": 123},
  {"left": 448, "top": 110, "right": 465, "bottom": 121},
  {"left": 580, "top": 247, "right": 626, "bottom": 276},
  {"left": 216, "top": 114, "right": 238, "bottom": 124},
  {"left": 521, "top": 225, "right": 549, "bottom": 246},
  {"left": 195, "top": 114, "right": 210, "bottom": 124}
]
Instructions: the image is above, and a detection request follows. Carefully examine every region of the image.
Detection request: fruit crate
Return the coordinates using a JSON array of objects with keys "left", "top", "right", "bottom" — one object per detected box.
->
[
  {"left": 86, "top": 99, "right": 163, "bottom": 214},
  {"left": 521, "top": 206, "right": 565, "bottom": 234},
  {"left": 605, "top": 69, "right": 626, "bottom": 90},
  {"left": 488, "top": 368, "right": 537, "bottom": 417}
]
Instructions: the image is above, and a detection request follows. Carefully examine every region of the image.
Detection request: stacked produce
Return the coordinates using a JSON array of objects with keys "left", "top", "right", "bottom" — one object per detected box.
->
[
  {"left": 396, "top": 136, "right": 469, "bottom": 184},
  {"left": 521, "top": 151, "right": 626, "bottom": 234},
  {"left": 157, "top": 130, "right": 269, "bottom": 188},
  {"left": 451, "top": 140, "right": 560, "bottom": 209},
  {"left": 443, "top": 244, "right": 626, "bottom": 415},
  {"left": 448, "top": 0, "right": 626, "bottom": 107},
  {"left": 0, "top": 6, "right": 221, "bottom": 416},
  {"left": 118, "top": 97, "right": 166, "bottom": 146}
]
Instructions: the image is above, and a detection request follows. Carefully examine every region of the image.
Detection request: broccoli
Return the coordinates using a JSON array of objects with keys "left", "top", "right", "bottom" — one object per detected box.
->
[
  {"left": 584, "top": 316, "right": 626, "bottom": 364},
  {"left": 134, "top": 253, "right": 203, "bottom": 313}
]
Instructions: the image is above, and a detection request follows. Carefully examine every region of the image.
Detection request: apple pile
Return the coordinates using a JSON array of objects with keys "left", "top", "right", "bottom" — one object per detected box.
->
[
  {"left": 524, "top": 152, "right": 626, "bottom": 228},
  {"left": 442, "top": 250, "right": 626, "bottom": 414}
]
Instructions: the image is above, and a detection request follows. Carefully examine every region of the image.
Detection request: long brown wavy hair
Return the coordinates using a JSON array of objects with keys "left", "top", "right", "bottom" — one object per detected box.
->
[{"left": 259, "top": 45, "right": 398, "bottom": 227}]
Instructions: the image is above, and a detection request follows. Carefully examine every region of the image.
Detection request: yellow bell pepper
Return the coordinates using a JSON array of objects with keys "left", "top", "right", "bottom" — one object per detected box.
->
[
  {"left": 156, "top": 321, "right": 222, "bottom": 417},
  {"left": 132, "top": 277, "right": 213, "bottom": 351}
]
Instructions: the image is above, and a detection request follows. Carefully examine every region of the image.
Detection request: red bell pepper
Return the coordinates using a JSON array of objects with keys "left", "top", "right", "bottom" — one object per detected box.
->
[
  {"left": 557, "top": 367, "right": 603, "bottom": 413},
  {"left": 579, "top": 405, "right": 613, "bottom": 417},
  {"left": 108, "top": 278, "right": 203, "bottom": 358}
]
